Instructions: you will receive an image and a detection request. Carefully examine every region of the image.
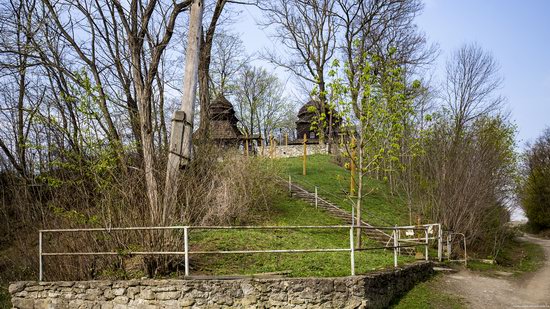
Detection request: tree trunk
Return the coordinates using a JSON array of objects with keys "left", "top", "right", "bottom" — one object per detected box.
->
[
  {"left": 198, "top": 0, "right": 227, "bottom": 138},
  {"left": 164, "top": 0, "right": 204, "bottom": 223},
  {"left": 356, "top": 132, "right": 364, "bottom": 248}
]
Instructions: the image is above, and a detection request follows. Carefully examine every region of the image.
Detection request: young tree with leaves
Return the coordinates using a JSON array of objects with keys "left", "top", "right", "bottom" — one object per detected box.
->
[{"left": 328, "top": 48, "right": 420, "bottom": 246}]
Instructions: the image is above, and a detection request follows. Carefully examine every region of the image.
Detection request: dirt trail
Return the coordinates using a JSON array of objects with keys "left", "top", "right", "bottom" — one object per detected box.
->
[{"left": 442, "top": 234, "right": 550, "bottom": 308}]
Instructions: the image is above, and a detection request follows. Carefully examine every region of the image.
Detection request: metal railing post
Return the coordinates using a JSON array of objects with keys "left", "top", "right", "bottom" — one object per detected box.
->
[
  {"left": 437, "top": 224, "right": 442, "bottom": 262},
  {"left": 463, "top": 234, "right": 467, "bottom": 267},
  {"left": 184, "top": 227, "right": 189, "bottom": 276},
  {"left": 349, "top": 227, "right": 355, "bottom": 276},
  {"left": 425, "top": 227, "right": 429, "bottom": 261},
  {"left": 447, "top": 234, "right": 452, "bottom": 259},
  {"left": 397, "top": 229, "right": 401, "bottom": 256},
  {"left": 315, "top": 186, "right": 318, "bottom": 209},
  {"left": 393, "top": 229, "right": 398, "bottom": 268},
  {"left": 39, "top": 231, "right": 43, "bottom": 281}
]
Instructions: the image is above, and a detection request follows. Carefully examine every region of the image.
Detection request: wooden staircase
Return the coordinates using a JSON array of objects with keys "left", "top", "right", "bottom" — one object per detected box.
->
[{"left": 288, "top": 182, "right": 393, "bottom": 245}]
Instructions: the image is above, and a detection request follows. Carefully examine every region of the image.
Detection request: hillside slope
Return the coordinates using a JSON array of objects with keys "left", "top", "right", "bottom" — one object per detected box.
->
[{"left": 275, "top": 154, "right": 411, "bottom": 227}]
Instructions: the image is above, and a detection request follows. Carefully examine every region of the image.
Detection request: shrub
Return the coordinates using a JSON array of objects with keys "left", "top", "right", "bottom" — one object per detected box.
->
[
  {"left": 521, "top": 128, "right": 550, "bottom": 231},
  {"left": 1, "top": 143, "right": 279, "bottom": 280}
]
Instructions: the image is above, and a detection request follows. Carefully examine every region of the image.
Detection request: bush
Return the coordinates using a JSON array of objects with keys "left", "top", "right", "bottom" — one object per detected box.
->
[
  {"left": 521, "top": 128, "right": 550, "bottom": 231},
  {"left": 1, "top": 144, "right": 279, "bottom": 281}
]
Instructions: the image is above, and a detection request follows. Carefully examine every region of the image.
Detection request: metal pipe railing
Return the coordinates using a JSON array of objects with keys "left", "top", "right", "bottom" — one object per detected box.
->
[{"left": 38, "top": 225, "right": 436, "bottom": 281}]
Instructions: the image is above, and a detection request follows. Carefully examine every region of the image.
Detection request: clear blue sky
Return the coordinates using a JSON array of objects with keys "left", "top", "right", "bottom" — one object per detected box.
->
[
  {"left": 417, "top": 0, "right": 550, "bottom": 149},
  {"left": 233, "top": 0, "right": 550, "bottom": 150}
]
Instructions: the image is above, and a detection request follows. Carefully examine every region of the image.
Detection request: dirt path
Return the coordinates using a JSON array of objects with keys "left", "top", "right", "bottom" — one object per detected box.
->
[{"left": 441, "top": 234, "right": 550, "bottom": 308}]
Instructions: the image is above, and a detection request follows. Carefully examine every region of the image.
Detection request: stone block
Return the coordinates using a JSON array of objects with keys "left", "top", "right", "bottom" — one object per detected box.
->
[
  {"left": 179, "top": 298, "right": 195, "bottom": 307},
  {"left": 154, "top": 291, "right": 180, "bottom": 301},
  {"left": 113, "top": 296, "right": 129, "bottom": 304},
  {"left": 11, "top": 297, "right": 34, "bottom": 309},
  {"left": 9, "top": 282, "right": 26, "bottom": 294},
  {"left": 139, "top": 289, "right": 155, "bottom": 300}
]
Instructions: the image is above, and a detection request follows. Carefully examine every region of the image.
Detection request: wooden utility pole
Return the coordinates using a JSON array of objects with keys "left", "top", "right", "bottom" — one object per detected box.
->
[
  {"left": 303, "top": 133, "right": 307, "bottom": 175},
  {"left": 163, "top": 0, "right": 204, "bottom": 219}
]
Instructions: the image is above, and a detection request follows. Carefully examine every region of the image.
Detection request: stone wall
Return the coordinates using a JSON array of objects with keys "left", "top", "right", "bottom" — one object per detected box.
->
[
  {"left": 10, "top": 262, "right": 433, "bottom": 309},
  {"left": 264, "top": 144, "right": 328, "bottom": 158}
]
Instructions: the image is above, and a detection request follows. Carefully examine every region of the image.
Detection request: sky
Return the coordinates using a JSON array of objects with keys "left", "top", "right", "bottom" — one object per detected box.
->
[{"left": 232, "top": 0, "right": 550, "bottom": 151}]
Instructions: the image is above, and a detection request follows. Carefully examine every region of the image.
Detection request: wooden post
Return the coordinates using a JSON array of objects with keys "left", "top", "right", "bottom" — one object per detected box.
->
[
  {"left": 244, "top": 133, "right": 249, "bottom": 158},
  {"left": 350, "top": 136, "right": 356, "bottom": 196},
  {"left": 303, "top": 133, "right": 307, "bottom": 176},
  {"left": 163, "top": 0, "right": 204, "bottom": 219},
  {"left": 260, "top": 134, "right": 264, "bottom": 156},
  {"left": 270, "top": 134, "right": 274, "bottom": 159},
  {"left": 285, "top": 133, "right": 288, "bottom": 146}
]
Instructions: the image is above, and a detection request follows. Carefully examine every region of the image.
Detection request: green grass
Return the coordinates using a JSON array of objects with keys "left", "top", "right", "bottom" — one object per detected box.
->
[
  {"left": 0, "top": 286, "right": 10, "bottom": 309},
  {"left": 190, "top": 195, "right": 414, "bottom": 277},
  {"left": 467, "top": 236, "right": 545, "bottom": 275},
  {"left": 274, "top": 154, "right": 409, "bottom": 226},
  {"left": 390, "top": 275, "right": 466, "bottom": 309}
]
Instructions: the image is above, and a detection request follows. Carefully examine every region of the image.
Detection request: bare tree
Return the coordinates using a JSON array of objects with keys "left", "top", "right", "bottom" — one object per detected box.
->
[
  {"left": 444, "top": 43, "right": 504, "bottom": 136},
  {"left": 210, "top": 31, "right": 249, "bottom": 96},
  {"left": 109, "top": 0, "right": 195, "bottom": 224},
  {"left": 260, "top": 0, "right": 337, "bottom": 146},
  {"left": 334, "top": 0, "right": 436, "bottom": 119},
  {"left": 234, "top": 66, "right": 295, "bottom": 140}
]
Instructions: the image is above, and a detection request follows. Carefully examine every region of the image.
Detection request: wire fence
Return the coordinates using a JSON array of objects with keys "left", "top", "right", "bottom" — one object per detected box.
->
[{"left": 38, "top": 224, "right": 439, "bottom": 281}]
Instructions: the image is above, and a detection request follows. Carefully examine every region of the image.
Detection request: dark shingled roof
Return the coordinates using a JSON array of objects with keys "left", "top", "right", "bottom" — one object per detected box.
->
[{"left": 208, "top": 95, "right": 243, "bottom": 140}]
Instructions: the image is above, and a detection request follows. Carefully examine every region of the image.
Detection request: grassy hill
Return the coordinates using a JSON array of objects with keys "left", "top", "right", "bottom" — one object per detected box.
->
[
  {"left": 274, "top": 154, "right": 410, "bottom": 227},
  {"left": 191, "top": 194, "right": 413, "bottom": 277},
  {"left": 0, "top": 154, "right": 418, "bottom": 308},
  {"left": 191, "top": 154, "right": 415, "bottom": 277}
]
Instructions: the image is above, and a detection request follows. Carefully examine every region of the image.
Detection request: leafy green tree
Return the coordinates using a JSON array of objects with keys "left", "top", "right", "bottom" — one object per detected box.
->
[
  {"left": 521, "top": 128, "right": 550, "bottom": 231},
  {"left": 327, "top": 48, "right": 420, "bottom": 246}
]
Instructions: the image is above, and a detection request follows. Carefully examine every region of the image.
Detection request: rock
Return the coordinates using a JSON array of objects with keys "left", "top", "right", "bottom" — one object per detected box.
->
[
  {"left": 179, "top": 298, "right": 195, "bottom": 307},
  {"left": 241, "top": 295, "right": 258, "bottom": 306},
  {"left": 112, "top": 288, "right": 125, "bottom": 296},
  {"left": 127, "top": 287, "right": 140, "bottom": 299},
  {"left": 9, "top": 282, "right": 26, "bottom": 294},
  {"left": 154, "top": 291, "right": 180, "bottom": 301},
  {"left": 140, "top": 289, "right": 155, "bottom": 300},
  {"left": 103, "top": 289, "right": 115, "bottom": 300},
  {"left": 113, "top": 296, "right": 129, "bottom": 304},
  {"left": 11, "top": 297, "right": 34, "bottom": 309}
]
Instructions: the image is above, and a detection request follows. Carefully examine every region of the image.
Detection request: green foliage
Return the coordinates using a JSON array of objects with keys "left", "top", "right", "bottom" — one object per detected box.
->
[
  {"left": 327, "top": 48, "right": 421, "bottom": 180},
  {"left": 191, "top": 194, "right": 413, "bottom": 277},
  {"left": 521, "top": 128, "right": 550, "bottom": 231},
  {"left": 274, "top": 154, "right": 409, "bottom": 226},
  {"left": 390, "top": 275, "right": 466, "bottom": 309},
  {"left": 0, "top": 285, "right": 11, "bottom": 309},
  {"left": 467, "top": 237, "right": 545, "bottom": 274}
]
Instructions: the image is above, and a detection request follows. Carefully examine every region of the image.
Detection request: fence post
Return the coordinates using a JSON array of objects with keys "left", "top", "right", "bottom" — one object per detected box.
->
[
  {"left": 288, "top": 175, "right": 292, "bottom": 195},
  {"left": 425, "top": 227, "right": 429, "bottom": 261},
  {"left": 463, "top": 234, "right": 467, "bottom": 267},
  {"left": 447, "top": 234, "right": 452, "bottom": 259},
  {"left": 315, "top": 186, "right": 318, "bottom": 209},
  {"left": 302, "top": 133, "right": 307, "bottom": 176},
  {"left": 393, "top": 229, "right": 398, "bottom": 268},
  {"left": 39, "top": 231, "right": 43, "bottom": 281},
  {"left": 397, "top": 229, "right": 401, "bottom": 256},
  {"left": 437, "top": 224, "right": 442, "bottom": 262},
  {"left": 349, "top": 227, "right": 355, "bottom": 276},
  {"left": 184, "top": 227, "right": 189, "bottom": 276}
]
